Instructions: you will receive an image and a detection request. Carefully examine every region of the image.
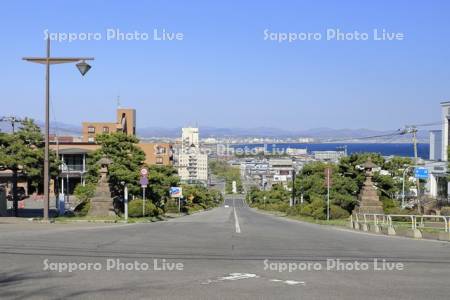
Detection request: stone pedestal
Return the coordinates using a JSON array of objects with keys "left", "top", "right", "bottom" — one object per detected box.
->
[
  {"left": 88, "top": 157, "right": 116, "bottom": 217},
  {"left": 353, "top": 158, "right": 384, "bottom": 215}
]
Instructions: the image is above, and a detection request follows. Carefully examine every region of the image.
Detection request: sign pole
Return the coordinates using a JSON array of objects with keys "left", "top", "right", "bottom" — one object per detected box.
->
[
  {"left": 124, "top": 185, "right": 128, "bottom": 222},
  {"left": 142, "top": 187, "right": 146, "bottom": 217}
]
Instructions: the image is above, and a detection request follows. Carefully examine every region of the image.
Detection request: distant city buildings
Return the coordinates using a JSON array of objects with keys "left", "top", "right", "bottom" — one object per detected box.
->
[
  {"left": 312, "top": 150, "right": 346, "bottom": 162},
  {"left": 177, "top": 127, "right": 208, "bottom": 183}
]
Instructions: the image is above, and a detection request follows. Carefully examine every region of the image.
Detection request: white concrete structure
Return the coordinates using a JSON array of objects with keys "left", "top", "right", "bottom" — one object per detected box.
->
[
  {"left": 429, "top": 130, "right": 442, "bottom": 161},
  {"left": 178, "top": 127, "right": 208, "bottom": 182},
  {"left": 441, "top": 101, "right": 450, "bottom": 161}
]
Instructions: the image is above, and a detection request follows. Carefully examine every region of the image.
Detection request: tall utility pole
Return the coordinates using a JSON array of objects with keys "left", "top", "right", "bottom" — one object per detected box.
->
[
  {"left": 23, "top": 39, "right": 94, "bottom": 220},
  {"left": 0, "top": 116, "right": 24, "bottom": 134},
  {"left": 410, "top": 127, "right": 421, "bottom": 213},
  {"left": 400, "top": 125, "right": 421, "bottom": 213},
  {"left": 291, "top": 169, "right": 296, "bottom": 207}
]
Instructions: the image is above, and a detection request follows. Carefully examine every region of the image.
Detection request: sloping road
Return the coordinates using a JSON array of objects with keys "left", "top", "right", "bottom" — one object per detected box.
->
[{"left": 1, "top": 197, "right": 450, "bottom": 299}]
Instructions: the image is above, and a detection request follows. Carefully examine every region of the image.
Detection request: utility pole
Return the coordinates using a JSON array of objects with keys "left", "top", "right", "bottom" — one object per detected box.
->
[
  {"left": 23, "top": 38, "right": 94, "bottom": 220},
  {"left": 0, "top": 116, "right": 24, "bottom": 134},
  {"left": 0, "top": 116, "right": 24, "bottom": 216},
  {"left": 400, "top": 125, "right": 422, "bottom": 213},
  {"left": 291, "top": 168, "right": 296, "bottom": 207}
]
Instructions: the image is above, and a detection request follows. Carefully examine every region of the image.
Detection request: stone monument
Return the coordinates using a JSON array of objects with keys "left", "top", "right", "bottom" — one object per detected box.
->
[
  {"left": 88, "top": 157, "right": 116, "bottom": 217},
  {"left": 353, "top": 158, "right": 384, "bottom": 215}
]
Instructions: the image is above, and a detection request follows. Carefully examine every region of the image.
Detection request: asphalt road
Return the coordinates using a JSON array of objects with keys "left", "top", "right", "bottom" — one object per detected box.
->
[{"left": 1, "top": 197, "right": 450, "bottom": 300}]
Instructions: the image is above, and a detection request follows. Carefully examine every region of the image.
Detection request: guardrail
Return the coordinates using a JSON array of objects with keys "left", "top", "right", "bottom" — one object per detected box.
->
[{"left": 352, "top": 213, "right": 450, "bottom": 235}]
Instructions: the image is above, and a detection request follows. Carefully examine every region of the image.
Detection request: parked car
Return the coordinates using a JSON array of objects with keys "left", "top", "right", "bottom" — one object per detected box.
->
[{"left": 6, "top": 187, "right": 27, "bottom": 201}]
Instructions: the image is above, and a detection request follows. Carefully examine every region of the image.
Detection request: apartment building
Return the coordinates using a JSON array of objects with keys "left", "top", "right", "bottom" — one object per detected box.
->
[
  {"left": 177, "top": 127, "right": 208, "bottom": 183},
  {"left": 82, "top": 108, "right": 136, "bottom": 143}
]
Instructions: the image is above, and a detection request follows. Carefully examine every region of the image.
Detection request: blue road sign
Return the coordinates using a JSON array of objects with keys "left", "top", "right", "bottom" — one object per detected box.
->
[
  {"left": 170, "top": 187, "right": 182, "bottom": 198},
  {"left": 414, "top": 167, "right": 429, "bottom": 179},
  {"left": 140, "top": 176, "right": 148, "bottom": 187}
]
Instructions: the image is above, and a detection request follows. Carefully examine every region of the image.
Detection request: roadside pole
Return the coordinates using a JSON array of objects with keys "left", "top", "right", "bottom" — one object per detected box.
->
[
  {"left": 142, "top": 187, "right": 146, "bottom": 217},
  {"left": 325, "top": 167, "right": 332, "bottom": 221},
  {"left": 140, "top": 167, "right": 149, "bottom": 218},
  {"left": 327, "top": 173, "right": 330, "bottom": 221},
  {"left": 124, "top": 184, "right": 128, "bottom": 222}
]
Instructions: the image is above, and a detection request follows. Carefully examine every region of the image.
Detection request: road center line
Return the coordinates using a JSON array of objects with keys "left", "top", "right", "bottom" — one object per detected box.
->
[{"left": 233, "top": 200, "right": 241, "bottom": 234}]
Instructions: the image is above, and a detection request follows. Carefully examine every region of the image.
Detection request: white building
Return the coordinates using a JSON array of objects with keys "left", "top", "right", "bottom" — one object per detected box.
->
[
  {"left": 429, "top": 130, "right": 442, "bottom": 161},
  {"left": 286, "top": 148, "right": 307, "bottom": 156},
  {"left": 178, "top": 127, "right": 208, "bottom": 183}
]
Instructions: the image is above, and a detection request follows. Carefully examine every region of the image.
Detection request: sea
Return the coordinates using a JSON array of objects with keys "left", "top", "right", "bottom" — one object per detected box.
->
[{"left": 230, "top": 143, "right": 430, "bottom": 159}]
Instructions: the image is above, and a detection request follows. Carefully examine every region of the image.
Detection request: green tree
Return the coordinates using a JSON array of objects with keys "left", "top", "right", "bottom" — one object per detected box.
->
[
  {"left": 146, "top": 165, "right": 180, "bottom": 208},
  {"left": 210, "top": 160, "right": 243, "bottom": 194},
  {"left": 85, "top": 132, "right": 145, "bottom": 198},
  {"left": 0, "top": 119, "right": 58, "bottom": 214}
]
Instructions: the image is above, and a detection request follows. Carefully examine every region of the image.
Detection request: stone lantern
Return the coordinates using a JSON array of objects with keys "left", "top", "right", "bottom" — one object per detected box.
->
[
  {"left": 353, "top": 158, "right": 384, "bottom": 215},
  {"left": 88, "top": 156, "right": 116, "bottom": 217}
]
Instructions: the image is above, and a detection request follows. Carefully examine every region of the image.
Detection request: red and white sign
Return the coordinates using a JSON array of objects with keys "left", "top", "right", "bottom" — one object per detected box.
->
[{"left": 140, "top": 168, "right": 148, "bottom": 177}]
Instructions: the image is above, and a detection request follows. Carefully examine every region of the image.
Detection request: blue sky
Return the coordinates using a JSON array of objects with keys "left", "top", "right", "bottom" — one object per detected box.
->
[{"left": 1, "top": 0, "right": 449, "bottom": 131}]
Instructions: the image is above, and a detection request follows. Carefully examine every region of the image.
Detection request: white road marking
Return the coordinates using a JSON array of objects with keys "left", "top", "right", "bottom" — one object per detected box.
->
[
  {"left": 201, "top": 273, "right": 258, "bottom": 285},
  {"left": 233, "top": 201, "right": 241, "bottom": 234},
  {"left": 201, "top": 273, "right": 305, "bottom": 286},
  {"left": 284, "top": 280, "right": 305, "bottom": 286},
  {"left": 219, "top": 273, "right": 259, "bottom": 281}
]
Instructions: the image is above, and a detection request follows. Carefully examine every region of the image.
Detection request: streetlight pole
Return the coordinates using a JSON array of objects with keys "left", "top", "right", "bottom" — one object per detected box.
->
[
  {"left": 291, "top": 168, "right": 296, "bottom": 207},
  {"left": 23, "top": 38, "right": 94, "bottom": 220}
]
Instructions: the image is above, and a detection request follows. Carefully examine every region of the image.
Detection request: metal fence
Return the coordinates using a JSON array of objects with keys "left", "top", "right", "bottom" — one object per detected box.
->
[{"left": 352, "top": 213, "right": 449, "bottom": 233}]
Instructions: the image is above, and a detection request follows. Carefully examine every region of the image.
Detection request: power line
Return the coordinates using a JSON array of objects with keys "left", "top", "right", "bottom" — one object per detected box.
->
[{"left": 0, "top": 116, "right": 24, "bottom": 133}]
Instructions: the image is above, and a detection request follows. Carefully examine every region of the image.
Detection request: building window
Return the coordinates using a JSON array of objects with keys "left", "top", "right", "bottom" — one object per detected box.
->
[
  {"left": 156, "top": 146, "right": 166, "bottom": 154},
  {"left": 88, "top": 137, "right": 95, "bottom": 143},
  {"left": 88, "top": 126, "right": 95, "bottom": 133},
  {"left": 102, "top": 127, "right": 109, "bottom": 133},
  {"left": 156, "top": 157, "right": 163, "bottom": 164}
]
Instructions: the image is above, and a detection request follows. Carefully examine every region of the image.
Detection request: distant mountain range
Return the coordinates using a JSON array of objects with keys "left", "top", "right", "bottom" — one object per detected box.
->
[{"left": 0, "top": 121, "right": 431, "bottom": 142}]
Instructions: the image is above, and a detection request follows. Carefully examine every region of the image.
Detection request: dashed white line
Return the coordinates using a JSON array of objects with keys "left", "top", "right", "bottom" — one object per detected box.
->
[{"left": 233, "top": 200, "right": 241, "bottom": 234}]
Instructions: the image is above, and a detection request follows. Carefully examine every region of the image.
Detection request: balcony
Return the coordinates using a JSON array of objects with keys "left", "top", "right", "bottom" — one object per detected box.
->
[{"left": 61, "top": 164, "right": 85, "bottom": 173}]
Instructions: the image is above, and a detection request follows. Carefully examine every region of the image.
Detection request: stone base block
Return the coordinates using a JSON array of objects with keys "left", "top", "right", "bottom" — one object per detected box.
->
[
  {"left": 438, "top": 232, "right": 450, "bottom": 241},
  {"left": 369, "top": 224, "right": 381, "bottom": 233},
  {"left": 387, "top": 226, "right": 396, "bottom": 235},
  {"left": 405, "top": 229, "right": 422, "bottom": 239}
]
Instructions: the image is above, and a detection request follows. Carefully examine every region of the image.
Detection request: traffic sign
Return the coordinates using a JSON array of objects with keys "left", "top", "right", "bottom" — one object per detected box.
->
[
  {"left": 414, "top": 167, "right": 429, "bottom": 179},
  {"left": 140, "top": 176, "right": 148, "bottom": 188},
  {"left": 170, "top": 187, "right": 183, "bottom": 198},
  {"left": 140, "top": 168, "right": 148, "bottom": 176}
]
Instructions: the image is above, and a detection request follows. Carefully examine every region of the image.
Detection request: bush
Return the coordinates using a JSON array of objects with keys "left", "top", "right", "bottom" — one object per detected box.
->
[
  {"left": 185, "top": 204, "right": 204, "bottom": 214},
  {"left": 330, "top": 205, "right": 350, "bottom": 219},
  {"left": 287, "top": 204, "right": 303, "bottom": 216},
  {"left": 440, "top": 207, "right": 450, "bottom": 216},
  {"left": 128, "top": 199, "right": 159, "bottom": 217},
  {"left": 381, "top": 197, "right": 398, "bottom": 213},
  {"left": 74, "top": 200, "right": 91, "bottom": 217},
  {"left": 74, "top": 183, "right": 96, "bottom": 203}
]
